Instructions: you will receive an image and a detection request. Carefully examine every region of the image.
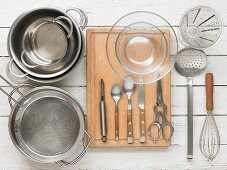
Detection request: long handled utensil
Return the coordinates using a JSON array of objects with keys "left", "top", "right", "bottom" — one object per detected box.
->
[{"left": 199, "top": 73, "right": 220, "bottom": 160}]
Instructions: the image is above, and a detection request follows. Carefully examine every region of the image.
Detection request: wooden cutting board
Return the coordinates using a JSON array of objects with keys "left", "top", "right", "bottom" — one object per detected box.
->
[{"left": 86, "top": 28, "right": 171, "bottom": 147}]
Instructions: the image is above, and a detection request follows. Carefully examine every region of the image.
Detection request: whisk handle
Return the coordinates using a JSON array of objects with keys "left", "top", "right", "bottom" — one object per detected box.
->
[{"left": 206, "top": 73, "right": 214, "bottom": 110}]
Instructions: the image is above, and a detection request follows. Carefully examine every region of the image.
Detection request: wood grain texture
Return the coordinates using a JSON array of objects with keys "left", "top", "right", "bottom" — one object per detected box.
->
[
  {"left": 86, "top": 28, "right": 171, "bottom": 147},
  {"left": 205, "top": 73, "right": 214, "bottom": 110}
]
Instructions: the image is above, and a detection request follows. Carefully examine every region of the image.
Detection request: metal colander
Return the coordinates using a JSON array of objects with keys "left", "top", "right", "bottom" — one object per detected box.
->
[{"left": 21, "top": 97, "right": 80, "bottom": 156}]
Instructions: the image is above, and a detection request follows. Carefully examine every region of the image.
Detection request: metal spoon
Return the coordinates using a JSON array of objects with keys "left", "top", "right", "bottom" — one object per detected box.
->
[
  {"left": 111, "top": 83, "right": 123, "bottom": 141},
  {"left": 174, "top": 48, "right": 207, "bottom": 159},
  {"left": 123, "top": 76, "right": 135, "bottom": 144}
]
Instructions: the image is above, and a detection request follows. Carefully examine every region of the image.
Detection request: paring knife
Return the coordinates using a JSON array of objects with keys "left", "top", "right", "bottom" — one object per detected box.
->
[
  {"left": 138, "top": 81, "right": 146, "bottom": 143},
  {"left": 100, "top": 79, "right": 107, "bottom": 142}
]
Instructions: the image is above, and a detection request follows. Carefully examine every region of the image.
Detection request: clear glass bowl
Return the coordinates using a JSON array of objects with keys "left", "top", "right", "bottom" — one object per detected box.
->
[
  {"left": 179, "top": 6, "right": 222, "bottom": 48},
  {"left": 106, "top": 11, "right": 178, "bottom": 84},
  {"left": 115, "top": 22, "right": 168, "bottom": 75}
]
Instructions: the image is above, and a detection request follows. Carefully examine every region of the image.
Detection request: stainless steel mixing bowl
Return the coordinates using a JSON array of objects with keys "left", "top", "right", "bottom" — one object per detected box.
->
[
  {"left": 7, "top": 29, "right": 85, "bottom": 84},
  {"left": 7, "top": 7, "right": 87, "bottom": 80}
]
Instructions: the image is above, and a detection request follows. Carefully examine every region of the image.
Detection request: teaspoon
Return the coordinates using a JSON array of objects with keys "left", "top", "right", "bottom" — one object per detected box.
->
[
  {"left": 111, "top": 83, "right": 122, "bottom": 141},
  {"left": 123, "top": 76, "right": 135, "bottom": 144}
]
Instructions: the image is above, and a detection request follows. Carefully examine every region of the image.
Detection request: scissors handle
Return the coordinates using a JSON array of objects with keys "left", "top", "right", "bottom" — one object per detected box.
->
[
  {"left": 161, "top": 119, "right": 174, "bottom": 141},
  {"left": 147, "top": 120, "right": 161, "bottom": 143}
]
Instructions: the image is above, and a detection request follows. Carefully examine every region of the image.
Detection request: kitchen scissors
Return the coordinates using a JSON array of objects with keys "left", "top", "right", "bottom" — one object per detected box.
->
[{"left": 147, "top": 79, "right": 174, "bottom": 143}]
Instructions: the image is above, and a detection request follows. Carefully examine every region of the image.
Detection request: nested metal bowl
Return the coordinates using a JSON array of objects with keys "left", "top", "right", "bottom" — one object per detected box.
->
[
  {"left": 8, "top": 7, "right": 87, "bottom": 80},
  {"left": 7, "top": 29, "right": 85, "bottom": 84}
]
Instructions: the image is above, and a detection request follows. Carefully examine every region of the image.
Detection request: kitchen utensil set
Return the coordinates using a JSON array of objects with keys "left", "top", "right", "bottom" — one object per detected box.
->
[
  {"left": 176, "top": 6, "right": 221, "bottom": 160},
  {"left": 1, "top": 4, "right": 222, "bottom": 167},
  {"left": 109, "top": 76, "right": 174, "bottom": 144}
]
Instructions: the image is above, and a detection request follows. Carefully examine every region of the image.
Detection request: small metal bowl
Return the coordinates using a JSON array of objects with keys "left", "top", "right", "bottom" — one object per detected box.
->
[
  {"left": 21, "top": 16, "right": 74, "bottom": 68},
  {"left": 7, "top": 30, "right": 85, "bottom": 84},
  {"left": 8, "top": 7, "right": 87, "bottom": 79}
]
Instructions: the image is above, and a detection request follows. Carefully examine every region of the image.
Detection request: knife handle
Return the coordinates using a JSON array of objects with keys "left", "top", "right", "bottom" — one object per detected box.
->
[
  {"left": 206, "top": 73, "right": 214, "bottom": 110},
  {"left": 139, "top": 108, "right": 146, "bottom": 143},
  {"left": 127, "top": 101, "right": 133, "bottom": 144}
]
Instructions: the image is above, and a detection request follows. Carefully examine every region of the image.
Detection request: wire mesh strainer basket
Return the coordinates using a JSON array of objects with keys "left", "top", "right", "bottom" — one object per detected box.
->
[{"left": 0, "top": 75, "right": 90, "bottom": 167}]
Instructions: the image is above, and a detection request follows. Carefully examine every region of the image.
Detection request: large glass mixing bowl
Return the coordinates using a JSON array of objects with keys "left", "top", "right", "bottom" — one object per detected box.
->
[{"left": 106, "top": 11, "right": 178, "bottom": 84}]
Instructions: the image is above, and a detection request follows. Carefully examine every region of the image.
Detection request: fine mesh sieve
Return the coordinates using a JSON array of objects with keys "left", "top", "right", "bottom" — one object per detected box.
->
[
  {"left": 20, "top": 97, "right": 80, "bottom": 156},
  {"left": 0, "top": 75, "right": 90, "bottom": 167}
]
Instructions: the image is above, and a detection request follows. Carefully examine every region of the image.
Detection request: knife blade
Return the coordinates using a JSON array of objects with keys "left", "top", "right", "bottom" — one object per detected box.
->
[{"left": 138, "top": 82, "right": 146, "bottom": 143}]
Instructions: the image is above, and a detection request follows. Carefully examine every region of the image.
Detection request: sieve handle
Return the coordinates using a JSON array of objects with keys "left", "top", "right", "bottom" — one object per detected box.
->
[
  {"left": 56, "top": 130, "right": 91, "bottom": 167},
  {"left": 206, "top": 73, "right": 214, "bottom": 110},
  {"left": 0, "top": 75, "right": 28, "bottom": 106},
  {"left": 8, "top": 84, "right": 36, "bottom": 108}
]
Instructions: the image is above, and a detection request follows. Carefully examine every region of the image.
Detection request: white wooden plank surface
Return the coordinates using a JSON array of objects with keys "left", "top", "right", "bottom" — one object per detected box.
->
[
  {"left": 0, "top": 0, "right": 227, "bottom": 169},
  {"left": 1, "top": 27, "right": 227, "bottom": 56}
]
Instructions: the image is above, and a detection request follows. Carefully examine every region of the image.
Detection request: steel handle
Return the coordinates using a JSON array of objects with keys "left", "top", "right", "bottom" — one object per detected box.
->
[
  {"left": 127, "top": 98, "right": 133, "bottom": 144},
  {"left": 115, "top": 101, "right": 119, "bottom": 141},
  {"left": 53, "top": 16, "right": 73, "bottom": 38},
  {"left": 187, "top": 77, "right": 193, "bottom": 159},
  {"left": 162, "top": 121, "right": 174, "bottom": 142},
  {"left": 147, "top": 120, "right": 161, "bottom": 143},
  {"left": 66, "top": 7, "right": 88, "bottom": 30},
  {"left": 139, "top": 108, "right": 146, "bottom": 143},
  {"left": 100, "top": 101, "right": 107, "bottom": 142},
  {"left": 0, "top": 75, "right": 28, "bottom": 107},
  {"left": 56, "top": 130, "right": 91, "bottom": 167},
  {"left": 8, "top": 84, "right": 35, "bottom": 108},
  {"left": 21, "top": 50, "right": 38, "bottom": 68}
]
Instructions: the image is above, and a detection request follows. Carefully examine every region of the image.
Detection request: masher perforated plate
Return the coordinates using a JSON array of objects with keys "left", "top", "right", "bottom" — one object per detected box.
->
[{"left": 180, "top": 6, "right": 222, "bottom": 48}]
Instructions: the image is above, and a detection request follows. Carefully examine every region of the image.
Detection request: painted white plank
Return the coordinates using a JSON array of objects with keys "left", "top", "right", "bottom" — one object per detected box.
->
[
  {"left": 0, "top": 85, "right": 226, "bottom": 117},
  {"left": 0, "top": 56, "right": 227, "bottom": 87},
  {"left": 1, "top": 26, "right": 227, "bottom": 56},
  {"left": 0, "top": 117, "right": 226, "bottom": 169},
  {"left": 0, "top": 0, "right": 227, "bottom": 27}
]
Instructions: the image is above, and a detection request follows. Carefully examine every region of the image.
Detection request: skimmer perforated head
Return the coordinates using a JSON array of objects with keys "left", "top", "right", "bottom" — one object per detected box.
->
[{"left": 175, "top": 48, "right": 207, "bottom": 77}]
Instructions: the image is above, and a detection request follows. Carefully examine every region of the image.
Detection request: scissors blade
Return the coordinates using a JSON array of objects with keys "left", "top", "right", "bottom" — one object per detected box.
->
[
  {"left": 138, "top": 82, "right": 144, "bottom": 109},
  {"left": 157, "top": 79, "right": 163, "bottom": 104}
]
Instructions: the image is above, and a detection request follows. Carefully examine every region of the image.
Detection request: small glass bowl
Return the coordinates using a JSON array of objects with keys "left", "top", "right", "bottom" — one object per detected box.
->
[
  {"left": 106, "top": 11, "right": 178, "bottom": 84},
  {"left": 115, "top": 22, "right": 168, "bottom": 75}
]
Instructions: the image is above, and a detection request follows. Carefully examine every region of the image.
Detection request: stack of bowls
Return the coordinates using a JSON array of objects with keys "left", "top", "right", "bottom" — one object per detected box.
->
[{"left": 7, "top": 7, "right": 88, "bottom": 83}]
